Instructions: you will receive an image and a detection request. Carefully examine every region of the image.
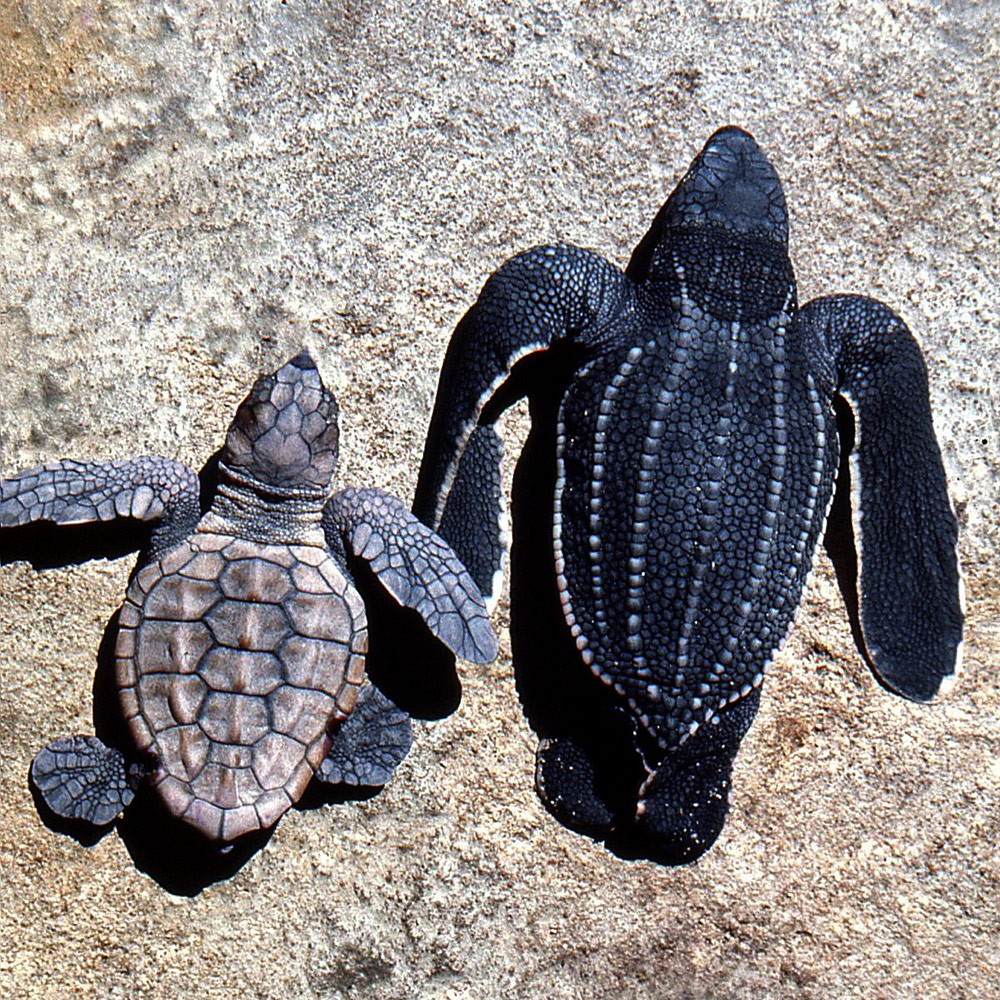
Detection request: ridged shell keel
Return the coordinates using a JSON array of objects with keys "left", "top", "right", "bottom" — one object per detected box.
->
[{"left": 555, "top": 299, "right": 838, "bottom": 750}]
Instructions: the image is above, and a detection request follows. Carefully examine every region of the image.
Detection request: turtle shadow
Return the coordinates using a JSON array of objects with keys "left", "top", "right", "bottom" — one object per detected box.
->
[
  {"left": 508, "top": 387, "right": 623, "bottom": 741},
  {"left": 117, "top": 794, "right": 274, "bottom": 895},
  {"left": 42, "top": 609, "right": 271, "bottom": 893},
  {"left": 504, "top": 356, "right": 656, "bottom": 862},
  {"left": 344, "top": 553, "right": 462, "bottom": 721},
  {"left": 17, "top": 609, "right": 263, "bottom": 891},
  {"left": 0, "top": 518, "right": 151, "bottom": 569},
  {"left": 822, "top": 395, "right": 868, "bottom": 667}
]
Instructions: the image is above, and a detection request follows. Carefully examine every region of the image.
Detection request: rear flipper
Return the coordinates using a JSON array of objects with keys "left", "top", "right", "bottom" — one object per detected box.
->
[
  {"left": 316, "top": 683, "right": 413, "bottom": 786},
  {"left": 628, "top": 689, "right": 761, "bottom": 865},
  {"left": 800, "top": 295, "right": 963, "bottom": 700},
  {"left": 437, "top": 425, "right": 506, "bottom": 605},
  {"left": 534, "top": 707, "right": 646, "bottom": 835},
  {"left": 324, "top": 486, "right": 498, "bottom": 664},
  {"left": 30, "top": 735, "right": 138, "bottom": 827}
]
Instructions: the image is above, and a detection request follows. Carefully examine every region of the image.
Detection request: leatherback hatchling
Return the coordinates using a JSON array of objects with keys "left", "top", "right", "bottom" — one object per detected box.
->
[
  {"left": 2, "top": 351, "right": 496, "bottom": 845},
  {"left": 413, "top": 126, "right": 963, "bottom": 863}
]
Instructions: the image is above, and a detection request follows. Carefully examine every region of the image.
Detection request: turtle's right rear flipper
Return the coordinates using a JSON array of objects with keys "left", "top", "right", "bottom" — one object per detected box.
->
[
  {"left": 30, "top": 735, "right": 137, "bottom": 827},
  {"left": 316, "top": 683, "right": 413, "bottom": 787},
  {"left": 1, "top": 457, "right": 200, "bottom": 556}
]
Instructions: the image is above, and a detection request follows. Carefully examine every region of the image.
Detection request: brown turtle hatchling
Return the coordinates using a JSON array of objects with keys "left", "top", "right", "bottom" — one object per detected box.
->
[{"left": 1, "top": 351, "right": 496, "bottom": 844}]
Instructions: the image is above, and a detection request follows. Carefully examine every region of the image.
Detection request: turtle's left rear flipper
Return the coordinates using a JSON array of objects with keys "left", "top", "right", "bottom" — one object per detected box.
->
[
  {"left": 316, "top": 683, "right": 413, "bottom": 786},
  {"left": 323, "top": 486, "right": 498, "bottom": 664},
  {"left": 800, "top": 295, "right": 963, "bottom": 700},
  {"left": 30, "top": 735, "right": 137, "bottom": 827}
]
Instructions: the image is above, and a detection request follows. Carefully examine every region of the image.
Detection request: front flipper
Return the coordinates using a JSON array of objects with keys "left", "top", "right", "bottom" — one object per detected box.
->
[
  {"left": 316, "top": 683, "right": 413, "bottom": 786},
  {"left": 800, "top": 295, "right": 963, "bottom": 700},
  {"left": 323, "top": 486, "right": 498, "bottom": 663},
  {"left": 437, "top": 424, "right": 506, "bottom": 604},
  {"left": 1, "top": 457, "right": 201, "bottom": 556},
  {"left": 30, "top": 735, "right": 139, "bottom": 827},
  {"left": 412, "top": 244, "right": 632, "bottom": 570}
]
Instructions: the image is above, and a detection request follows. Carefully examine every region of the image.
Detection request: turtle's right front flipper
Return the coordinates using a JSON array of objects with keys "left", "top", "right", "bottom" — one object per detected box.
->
[
  {"left": 1, "top": 457, "right": 201, "bottom": 556},
  {"left": 30, "top": 735, "right": 141, "bottom": 827},
  {"left": 412, "top": 244, "right": 632, "bottom": 596},
  {"left": 799, "top": 295, "right": 963, "bottom": 701},
  {"left": 324, "top": 486, "right": 497, "bottom": 664}
]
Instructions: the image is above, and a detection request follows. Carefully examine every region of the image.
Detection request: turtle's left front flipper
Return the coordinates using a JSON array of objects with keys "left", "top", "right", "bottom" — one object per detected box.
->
[
  {"left": 323, "top": 487, "right": 498, "bottom": 664},
  {"left": 412, "top": 245, "right": 632, "bottom": 602},
  {"left": 800, "top": 295, "right": 963, "bottom": 700},
  {"left": 1, "top": 457, "right": 201, "bottom": 556}
]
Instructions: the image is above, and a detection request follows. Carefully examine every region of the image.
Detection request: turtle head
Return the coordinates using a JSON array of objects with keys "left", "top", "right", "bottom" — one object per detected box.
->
[
  {"left": 629, "top": 127, "right": 788, "bottom": 280},
  {"left": 222, "top": 350, "right": 340, "bottom": 494},
  {"left": 662, "top": 126, "right": 788, "bottom": 243}
]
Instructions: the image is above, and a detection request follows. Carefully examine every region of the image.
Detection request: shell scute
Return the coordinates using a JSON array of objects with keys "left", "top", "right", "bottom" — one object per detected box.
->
[
  {"left": 142, "top": 574, "right": 221, "bottom": 621},
  {"left": 268, "top": 685, "right": 339, "bottom": 736},
  {"left": 199, "top": 648, "right": 284, "bottom": 697},
  {"left": 219, "top": 555, "right": 293, "bottom": 602},
  {"left": 133, "top": 620, "right": 214, "bottom": 675},
  {"left": 284, "top": 591, "right": 355, "bottom": 642},
  {"left": 155, "top": 724, "right": 210, "bottom": 780},
  {"left": 115, "top": 535, "right": 366, "bottom": 839},
  {"left": 251, "top": 732, "right": 308, "bottom": 791},
  {"left": 198, "top": 691, "right": 271, "bottom": 747},
  {"left": 166, "top": 674, "right": 208, "bottom": 726},
  {"left": 176, "top": 548, "right": 228, "bottom": 583},
  {"left": 204, "top": 599, "right": 290, "bottom": 651}
]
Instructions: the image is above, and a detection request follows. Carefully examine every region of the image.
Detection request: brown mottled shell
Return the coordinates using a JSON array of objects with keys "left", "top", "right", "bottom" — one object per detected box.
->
[{"left": 115, "top": 531, "right": 367, "bottom": 842}]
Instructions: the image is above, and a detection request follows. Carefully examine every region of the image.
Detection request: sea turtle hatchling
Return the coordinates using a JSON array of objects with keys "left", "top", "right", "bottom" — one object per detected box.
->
[
  {"left": 413, "top": 126, "right": 963, "bottom": 863},
  {"left": 1, "top": 351, "right": 496, "bottom": 845}
]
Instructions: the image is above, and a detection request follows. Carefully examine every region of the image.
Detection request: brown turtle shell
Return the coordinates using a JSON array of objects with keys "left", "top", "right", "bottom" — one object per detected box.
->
[{"left": 115, "top": 529, "right": 367, "bottom": 841}]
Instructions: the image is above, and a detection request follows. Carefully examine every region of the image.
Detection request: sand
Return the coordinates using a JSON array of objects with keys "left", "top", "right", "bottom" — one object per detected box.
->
[{"left": 0, "top": 2, "right": 996, "bottom": 997}]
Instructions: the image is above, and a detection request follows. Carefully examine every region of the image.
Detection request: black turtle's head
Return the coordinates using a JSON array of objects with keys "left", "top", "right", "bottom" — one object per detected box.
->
[
  {"left": 663, "top": 126, "right": 787, "bottom": 243},
  {"left": 628, "top": 128, "right": 788, "bottom": 277},
  {"left": 627, "top": 127, "right": 794, "bottom": 316},
  {"left": 222, "top": 350, "right": 340, "bottom": 493}
]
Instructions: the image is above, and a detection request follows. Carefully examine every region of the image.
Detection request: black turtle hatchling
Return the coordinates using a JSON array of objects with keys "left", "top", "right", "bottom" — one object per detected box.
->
[
  {"left": 413, "top": 126, "right": 963, "bottom": 863},
  {"left": 2, "top": 351, "right": 496, "bottom": 845}
]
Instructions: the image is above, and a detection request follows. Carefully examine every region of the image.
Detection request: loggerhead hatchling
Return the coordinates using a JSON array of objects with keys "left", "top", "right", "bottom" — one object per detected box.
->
[{"left": 2, "top": 351, "right": 496, "bottom": 845}]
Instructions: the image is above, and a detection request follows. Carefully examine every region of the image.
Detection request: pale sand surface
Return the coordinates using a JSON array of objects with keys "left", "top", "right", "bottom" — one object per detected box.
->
[{"left": 0, "top": 2, "right": 996, "bottom": 997}]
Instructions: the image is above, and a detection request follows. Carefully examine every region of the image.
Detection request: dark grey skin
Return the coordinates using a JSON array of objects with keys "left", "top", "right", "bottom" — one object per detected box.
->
[
  {"left": 1, "top": 351, "right": 497, "bottom": 845},
  {"left": 413, "top": 126, "right": 963, "bottom": 864}
]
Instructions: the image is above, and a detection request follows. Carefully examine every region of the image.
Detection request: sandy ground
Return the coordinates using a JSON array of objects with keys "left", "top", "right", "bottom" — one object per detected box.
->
[{"left": 0, "top": 1, "right": 997, "bottom": 997}]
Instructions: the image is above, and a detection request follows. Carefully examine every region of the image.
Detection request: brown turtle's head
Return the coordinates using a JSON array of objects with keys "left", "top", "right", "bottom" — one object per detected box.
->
[{"left": 222, "top": 351, "right": 340, "bottom": 493}]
